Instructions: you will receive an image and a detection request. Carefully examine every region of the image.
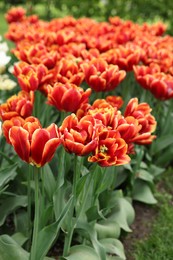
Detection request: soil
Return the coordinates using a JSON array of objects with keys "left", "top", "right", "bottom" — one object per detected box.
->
[{"left": 122, "top": 201, "right": 158, "bottom": 260}]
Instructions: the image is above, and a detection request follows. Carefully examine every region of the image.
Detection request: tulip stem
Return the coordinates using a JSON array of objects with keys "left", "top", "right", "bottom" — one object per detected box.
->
[
  {"left": 26, "top": 165, "right": 32, "bottom": 251},
  {"left": 30, "top": 167, "right": 40, "bottom": 260}
]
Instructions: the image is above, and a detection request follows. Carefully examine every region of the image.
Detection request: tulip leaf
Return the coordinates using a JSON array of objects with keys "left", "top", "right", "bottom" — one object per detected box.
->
[
  {"left": 53, "top": 181, "right": 72, "bottom": 222},
  {"left": 0, "top": 235, "right": 29, "bottom": 260},
  {"left": 148, "top": 164, "right": 165, "bottom": 177},
  {"left": 114, "top": 168, "right": 129, "bottom": 188},
  {"left": 95, "top": 220, "right": 121, "bottom": 239},
  {"left": 99, "top": 238, "right": 126, "bottom": 260},
  {"left": 0, "top": 195, "right": 27, "bottom": 226},
  {"left": 136, "top": 169, "right": 154, "bottom": 183},
  {"left": 0, "top": 163, "right": 18, "bottom": 190},
  {"left": 43, "top": 164, "right": 56, "bottom": 201},
  {"left": 76, "top": 221, "right": 106, "bottom": 260},
  {"left": 12, "top": 232, "right": 28, "bottom": 247},
  {"left": 63, "top": 245, "right": 100, "bottom": 260},
  {"left": 107, "top": 197, "right": 135, "bottom": 232},
  {"left": 150, "top": 135, "right": 173, "bottom": 155},
  {"left": 35, "top": 195, "right": 73, "bottom": 260},
  {"left": 132, "top": 179, "right": 157, "bottom": 204},
  {"left": 86, "top": 205, "right": 105, "bottom": 222}
]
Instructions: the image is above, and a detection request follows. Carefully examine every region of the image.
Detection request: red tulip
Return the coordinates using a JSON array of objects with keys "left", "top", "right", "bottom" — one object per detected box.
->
[
  {"left": 47, "top": 82, "right": 91, "bottom": 112},
  {"left": 81, "top": 58, "right": 126, "bottom": 92},
  {"left": 0, "top": 91, "right": 34, "bottom": 121},
  {"left": 59, "top": 114, "right": 101, "bottom": 156},
  {"left": 88, "top": 129, "right": 130, "bottom": 167},
  {"left": 4, "top": 117, "right": 61, "bottom": 167},
  {"left": 124, "top": 98, "right": 157, "bottom": 144},
  {"left": 14, "top": 62, "right": 48, "bottom": 92}
]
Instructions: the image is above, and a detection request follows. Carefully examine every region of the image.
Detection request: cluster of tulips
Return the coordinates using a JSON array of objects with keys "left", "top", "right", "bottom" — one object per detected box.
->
[
  {"left": 1, "top": 6, "right": 173, "bottom": 260},
  {"left": 0, "top": 7, "right": 160, "bottom": 168}
]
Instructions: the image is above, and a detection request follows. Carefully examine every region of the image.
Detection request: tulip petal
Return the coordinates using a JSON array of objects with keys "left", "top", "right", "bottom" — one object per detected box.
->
[
  {"left": 41, "top": 138, "right": 61, "bottom": 166},
  {"left": 31, "top": 129, "right": 49, "bottom": 165},
  {"left": 9, "top": 126, "right": 30, "bottom": 162}
]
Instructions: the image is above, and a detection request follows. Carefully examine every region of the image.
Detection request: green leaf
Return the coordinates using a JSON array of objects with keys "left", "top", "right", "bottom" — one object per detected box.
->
[
  {"left": 107, "top": 197, "right": 135, "bottom": 232},
  {"left": 0, "top": 235, "right": 29, "bottom": 260},
  {"left": 53, "top": 181, "right": 72, "bottom": 222},
  {"left": 14, "top": 210, "right": 28, "bottom": 235},
  {"left": 43, "top": 164, "right": 56, "bottom": 201},
  {"left": 136, "top": 169, "right": 154, "bottom": 183},
  {"left": 150, "top": 135, "right": 173, "bottom": 155},
  {"left": 76, "top": 221, "right": 106, "bottom": 260},
  {"left": 12, "top": 233, "right": 28, "bottom": 247},
  {"left": 86, "top": 205, "right": 105, "bottom": 222},
  {"left": 114, "top": 168, "right": 129, "bottom": 188},
  {"left": 76, "top": 173, "right": 88, "bottom": 196},
  {"left": 99, "top": 238, "right": 126, "bottom": 260},
  {"left": 95, "top": 220, "right": 121, "bottom": 239},
  {"left": 149, "top": 164, "right": 165, "bottom": 177},
  {"left": 0, "top": 195, "right": 27, "bottom": 226},
  {"left": 0, "top": 163, "right": 18, "bottom": 189},
  {"left": 132, "top": 179, "right": 157, "bottom": 204},
  {"left": 35, "top": 195, "right": 73, "bottom": 260},
  {"left": 63, "top": 245, "right": 100, "bottom": 260}
]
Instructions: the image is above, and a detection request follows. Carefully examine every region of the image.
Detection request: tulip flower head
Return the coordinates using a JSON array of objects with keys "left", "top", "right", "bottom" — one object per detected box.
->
[{"left": 3, "top": 116, "right": 61, "bottom": 167}]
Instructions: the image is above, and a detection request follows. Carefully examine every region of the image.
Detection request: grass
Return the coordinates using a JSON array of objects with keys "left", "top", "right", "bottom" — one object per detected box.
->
[
  {"left": 132, "top": 168, "right": 173, "bottom": 260},
  {"left": 0, "top": 10, "right": 8, "bottom": 37}
]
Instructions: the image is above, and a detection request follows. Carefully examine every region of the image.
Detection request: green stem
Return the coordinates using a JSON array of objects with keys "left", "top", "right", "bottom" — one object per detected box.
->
[
  {"left": 30, "top": 167, "right": 40, "bottom": 260},
  {"left": 26, "top": 165, "right": 33, "bottom": 251},
  {"left": 41, "top": 167, "right": 45, "bottom": 213}
]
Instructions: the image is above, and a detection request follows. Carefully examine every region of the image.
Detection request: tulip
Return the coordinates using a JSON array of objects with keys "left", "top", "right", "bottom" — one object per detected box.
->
[
  {"left": 47, "top": 82, "right": 91, "bottom": 112},
  {"left": 88, "top": 129, "right": 130, "bottom": 167},
  {"left": 59, "top": 114, "right": 101, "bottom": 156},
  {"left": 0, "top": 91, "right": 34, "bottom": 121},
  {"left": 5, "top": 7, "right": 26, "bottom": 23},
  {"left": 4, "top": 116, "right": 61, "bottom": 167},
  {"left": 14, "top": 62, "right": 48, "bottom": 92},
  {"left": 81, "top": 58, "right": 126, "bottom": 92},
  {"left": 124, "top": 98, "right": 157, "bottom": 144}
]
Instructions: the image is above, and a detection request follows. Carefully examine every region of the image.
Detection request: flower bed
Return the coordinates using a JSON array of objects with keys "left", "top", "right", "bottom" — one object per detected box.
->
[{"left": 0, "top": 6, "right": 173, "bottom": 260}]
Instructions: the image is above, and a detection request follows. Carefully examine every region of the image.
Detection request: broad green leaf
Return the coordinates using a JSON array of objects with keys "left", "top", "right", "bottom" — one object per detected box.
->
[
  {"left": 35, "top": 195, "right": 73, "bottom": 260},
  {"left": 136, "top": 169, "right": 154, "bottom": 183},
  {"left": 114, "top": 169, "right": 129, "bottom": 188},
  {"left": 14, "top": 210, "right": 28, "bottom": 235},
  {"left": 0, "top": 163, "right": 18, "bottom": 189},
  {"left": 0, "top": 195, "right": 27, "bottom": 226},
  {"left": 39, "top": 204, "right": 54, "bottom": 229},
  {"left": 12, "top": 233, "right": 28, "bottom": 247},
  {"left": 107, "top": 197, "right": 135, "bottom": 232},
  {"left": 0, "top": 235, "right": 29, "bottom": 260},
  {"left": 95, "top": 220, "right": 120, "bottom": 239},
  {"left": 76, "top": 221, "right": 106, "bottom": 260},
  {"left": 76, "top": 173, "right": 89, "bottom": 196},
  {"left": 150, "top": 135, "right": 173, "bottom": 155},
  {"left": 154, "top": 146, "right": 173, "bottom": 167},
  {"left": 99, "top": 190, "right": 123, "bottom": 213},
  {"left": 63, "top": 245, "right": 100, "bottom": 260},
  {"left": 43, "top": 164, "right": 56, "bottom": 201},
  {"left": 99, "top": 238, "right": 126, "bottom": 260},
  {"left": 56, "top": 146, "right": 66, "bottom": 189},
  {"left": 53, "top": 181, "right": 72, "bottom": 221},
  {"left": 86, "top": 205, "right": 105, "bottom": 222},
  {"left": 148, "top": 164, "right": 165, "bottom": 177},
  {"left": 132, "top": 179, "right": 157, "bottom": 204}
]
